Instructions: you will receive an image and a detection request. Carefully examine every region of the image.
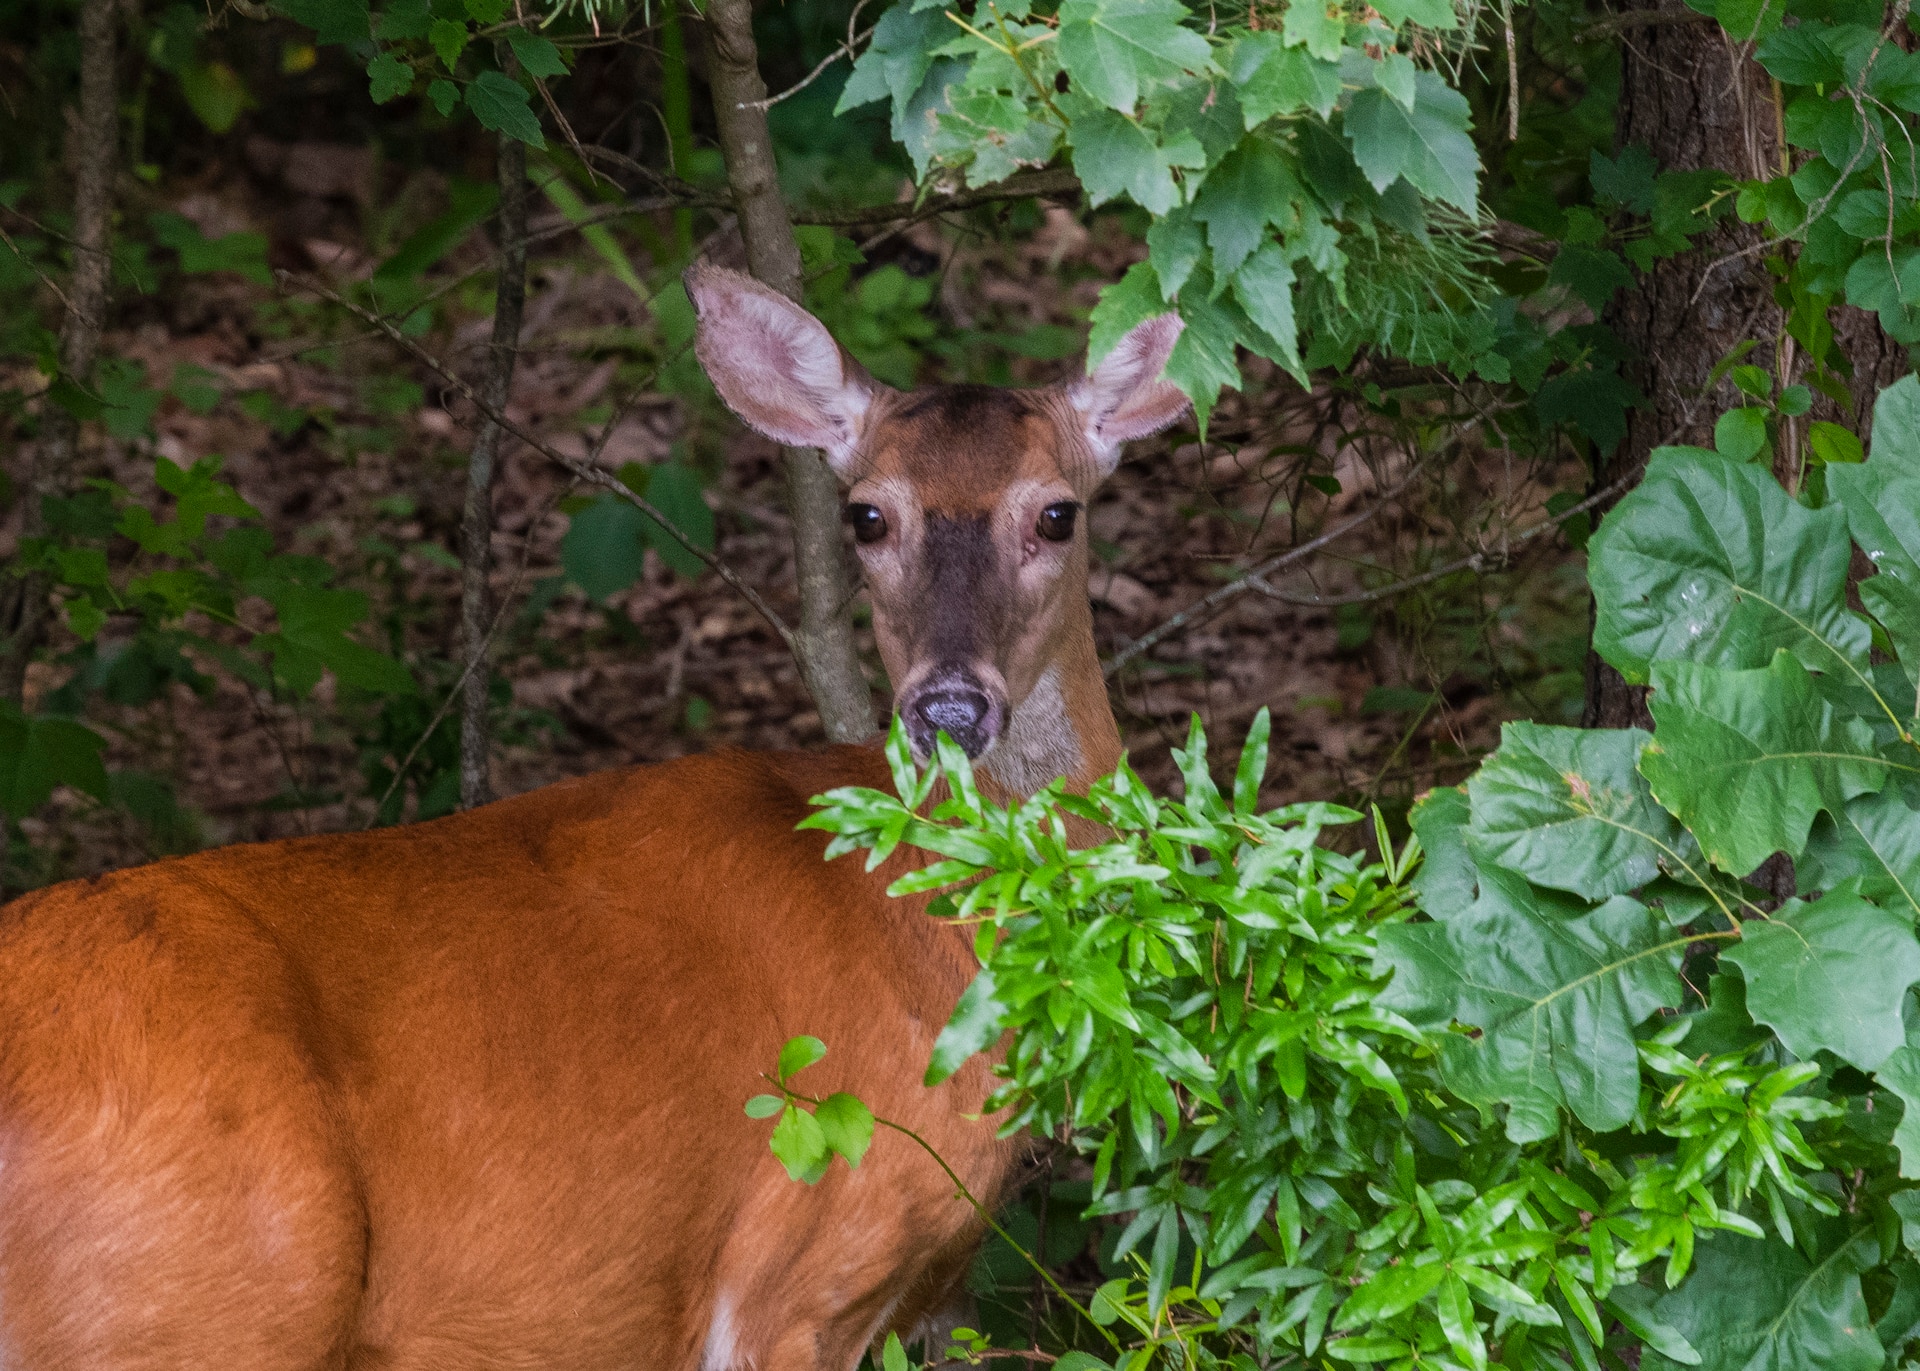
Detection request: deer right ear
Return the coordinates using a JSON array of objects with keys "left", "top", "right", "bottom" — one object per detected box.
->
[{"left": 684, "top": 262, "right": 875, "bottom": 475}]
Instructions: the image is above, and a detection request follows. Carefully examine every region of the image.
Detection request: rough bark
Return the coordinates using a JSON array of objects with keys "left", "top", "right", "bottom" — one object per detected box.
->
[
  {"left": 699, "top": 0, "right": 875, "bottom": 743},
  {"left": 457, "top": 129, "right": 529, "bottom": 810},
  {"left": 1585, "top": 11, "right": 1783, "bottom": 730},
  {"left": 0, "top": 0, "right": 117, "bottom": 707}
]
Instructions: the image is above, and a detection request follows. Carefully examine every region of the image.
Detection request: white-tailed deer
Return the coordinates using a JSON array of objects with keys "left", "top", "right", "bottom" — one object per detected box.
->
[{"left": 0, "top": 264, "right": 1188, "bottom": 1370}]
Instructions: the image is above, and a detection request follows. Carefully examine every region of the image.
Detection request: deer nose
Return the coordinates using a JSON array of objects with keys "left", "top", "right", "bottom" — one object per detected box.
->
[{"left": 905, "top": 682, "right": 999, "bottom": 759}]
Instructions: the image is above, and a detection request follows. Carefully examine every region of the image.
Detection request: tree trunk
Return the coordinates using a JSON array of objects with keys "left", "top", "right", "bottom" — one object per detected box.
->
[
  {"left": 457, "top": 127, "right": 529, "bottom": 810},
  {"left": 1585, "top": 11, "right": 1783, "bottom": 730},
  {"left": 699, "top": 0, "right": 875, "bottom": 743},
  {"left": 0, "top": 0, "right": 117, "bottom": 706}
]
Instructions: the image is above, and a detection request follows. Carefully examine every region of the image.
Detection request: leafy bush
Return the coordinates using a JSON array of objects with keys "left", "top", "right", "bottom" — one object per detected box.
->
[{"left": 786, "top": 382, "right": 1920, "bottom": 1369}]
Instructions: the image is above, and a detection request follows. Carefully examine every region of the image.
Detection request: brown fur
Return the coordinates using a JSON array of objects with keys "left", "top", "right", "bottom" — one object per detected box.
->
[{"left": 0, "top": 270, "right": 1188, "bottom": 1369}]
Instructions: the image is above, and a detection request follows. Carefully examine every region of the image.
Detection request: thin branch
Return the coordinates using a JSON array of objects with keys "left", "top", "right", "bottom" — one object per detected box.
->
[
  {"left": 748, "top": 16, "right": 877, "bottom": 110},
  {"left": 1104, "top": 434, "right": 1464, "bottom": 679},
  {"left": 283, "top": 270, "right": 796, "bottom": 650},
  {"left": 1242, "top": 472, "right": 1634, "bottom": 609}
]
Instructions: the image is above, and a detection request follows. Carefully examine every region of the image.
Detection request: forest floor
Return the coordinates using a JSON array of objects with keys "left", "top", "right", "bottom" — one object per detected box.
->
[{"left": 5, "top": 138, "right": 1594, "bottom": 882}]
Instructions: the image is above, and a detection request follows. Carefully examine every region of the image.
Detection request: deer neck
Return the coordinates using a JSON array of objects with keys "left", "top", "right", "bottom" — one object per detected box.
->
[{"left": 977, "top": 599, "right": 1120, "bottom": 804}]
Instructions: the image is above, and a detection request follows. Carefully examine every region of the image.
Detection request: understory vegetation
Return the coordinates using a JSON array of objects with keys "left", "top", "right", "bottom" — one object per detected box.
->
[{"left": 7, "top": 0, "right": 1920, "bottom": 1360}]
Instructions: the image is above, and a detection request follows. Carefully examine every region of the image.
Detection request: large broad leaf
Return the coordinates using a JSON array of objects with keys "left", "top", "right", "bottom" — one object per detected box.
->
[
  {"left": 1408, "top": 785, "right": 1478, "bottom": 920},
  {"left": 1467, "top": 722, "right": 1695, "bottom": 899},
  {"left": 1068, "top": 106, "right": 1201, "bottom": 215},
  {"left": 1640, "top": 654, "right": 1890, "bottom": 876},
  {"left": 1873, "top": 1022, "right": 1920, "bottom": 1177},
  {"left": 1829, "top": 428, "right": 1920, "bottom": 685},
  {"left": 1377, "top": 876, "right": 1685, "bottom": 1141},
  {"left": 1342, "top": 72, "right": 1478, "bottom": 213},
  {"left": 1643, "top": 1231, "right": 1883, "bottom": 1371},
  {"left": 1056, "top": 0, "right": 1212, "bottom": 114},
  {"left": 1800, "top": 787, "right": 1920, "bottom": 918},
  {"left": 1589, "top": 447, "right": 1870, "bottom": 684},
  {"left": 0, "top": 708, "right": 110, "bottom": 819},
  {"left": 1722, "top": 893, "right": 1920, "bottom": 1072}
]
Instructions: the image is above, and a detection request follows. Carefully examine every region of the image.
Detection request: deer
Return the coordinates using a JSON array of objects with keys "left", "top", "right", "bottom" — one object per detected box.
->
[{"left": 0, "top": 262, "right": 1189, "bottom": 1371}]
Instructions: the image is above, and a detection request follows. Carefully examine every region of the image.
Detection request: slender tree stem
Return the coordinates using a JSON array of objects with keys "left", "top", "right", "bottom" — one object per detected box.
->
[
  {"left": 700, "top": 0, "right": 875, "bottom": 743},
  {"left": 0, "top": 0, "right": 116, "bottom": 708},
  {"left": 458, "top": 118, "right": 530, "bottom": 810}
]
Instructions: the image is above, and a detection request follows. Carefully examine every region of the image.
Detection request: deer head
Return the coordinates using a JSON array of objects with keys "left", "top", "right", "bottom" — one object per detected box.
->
[{"left": 686, "top": 262, "right": 1189, "bottom": 798}]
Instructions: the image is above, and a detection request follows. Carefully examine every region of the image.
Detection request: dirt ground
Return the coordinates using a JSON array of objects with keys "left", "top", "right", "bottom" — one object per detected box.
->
[{"left": 4, "top": 140, "right": 1593, "bottom": 882}]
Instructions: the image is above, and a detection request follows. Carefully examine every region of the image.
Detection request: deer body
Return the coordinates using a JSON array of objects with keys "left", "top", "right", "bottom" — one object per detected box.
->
[{"left": 0, "top": 268, "right": 1188, "bottom": 1370}]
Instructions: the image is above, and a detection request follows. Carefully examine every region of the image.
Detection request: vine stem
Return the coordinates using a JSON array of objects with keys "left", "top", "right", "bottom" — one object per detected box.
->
[{"left": 775, "top": 1082, "right": 1121, "bottom": 1352}]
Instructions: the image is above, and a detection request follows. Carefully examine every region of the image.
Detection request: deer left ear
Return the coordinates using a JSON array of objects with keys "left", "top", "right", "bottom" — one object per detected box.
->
[{"left": 1070, "top": 313, "right": 1190, "bottom": 478}]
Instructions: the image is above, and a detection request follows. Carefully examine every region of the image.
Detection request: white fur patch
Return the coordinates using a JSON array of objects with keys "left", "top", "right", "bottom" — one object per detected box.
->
[
  {"left": 980, "top": 667, "right": 1082, "bottom": 797},
  {"left": 701, "top": 1290, "right": 747, "bottom": 1371}
]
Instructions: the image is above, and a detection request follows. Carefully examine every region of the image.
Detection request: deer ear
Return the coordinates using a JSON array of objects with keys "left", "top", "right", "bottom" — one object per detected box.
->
[
  {"left": 1070, "top": 312, "right": 1190, "bottom": 478},
  {"left": 685, "top": 262, "right": 875, "bottom": 475}
]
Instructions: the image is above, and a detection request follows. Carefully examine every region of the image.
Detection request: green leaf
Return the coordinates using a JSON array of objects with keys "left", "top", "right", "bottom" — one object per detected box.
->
[
  {"left": 927, "top": 970, "right": 1006, "bottom": 1084},
  {"left": 1550, "top": 245, "right": 1633, "bottom": 312},
  {"left": 1755, "top": 26, "right": 1845, "bottom": 86},
  {"left": 1068, "top": 106, "right": 1195, "bottom": 214},
  {"left": 427, "top": 78, "right": 460, "bottom": 116},
  {"left": 465, "top": 68, "right": 546, "bottom": 148},
  {"left": 429, "top": 17, "right": 469, "bottom": 69},
  {"left": 506, "top": 29, "right": 568, "bottom": 77},
  {"left": 367, "top": 51, "right": 414, "bottom": 104},
  {"left": 178, "top": 61, "right": 254, "bottom": 132},
  {"left": 1723, "top": 893, "right": 1920, "bottom": 1071},
  {"left": 883, "top": 1332, "right": 910, "bottom": 1371},
  {"left": 1192, "top": 137, "right": 1296, "bottom": 280},
  {"left": 1801, "top": 788, "right": 1920, "bottom": 917},
  {"left": 769, "top": 1104, "right": 831, "bottom": 1182},
  {"left": 375, "top": 0, "right": 432, "bottom": 39},
  {"left": 1230, "top": 33, "right": 1340, "bottom": 124},
  {"left": 1342, "top": 71, "right": 1478, "bottom": 214},
  {"left": 1641, "top": 1232, "right": 1882, "bottom": 1371},
  {"left": 778, "top": 1034, "right": 828, "bottom": 1081},
  {"left": 1377, "top": 879, "right": 1684, "bottom": 1140},
  {"left": 744, "top": 1093, "right": 786, "bottom": 1118},
  {"left": 1807, "top": 420, "right": 1864, "bottom": 466},
  {"left": 1467, "top": 722, "right": 1694, "bottom": 899},
  {"left": 1409, "top": 785, "right": 1476, "bottom": 918},
  {"left": 1088, "top": 261, "right": 1165, "bottom": 367},
  {"left": 1371, "top": 0, "right": 1458, "bottom": 27},
  {"left": 1164, "top": 286, "right": 1247, "bottom": 421},
  {"left": 1057, "top": 0, "right": 1213, "bottom": 112},
  {"left": 1282, "top": 0, "right": 1344, "bottom": 61},
  {"left": 814, "top": 1091, "right": 876, "bottom": 1167},
  {"left": 560, "top": 494, "right": 648, "bottom": 602},
  {"left": 1147, "top": 207, "right": 1204, "bottom": 301},
  {"left": 1640, "top": 653, "right": 1889, "bottom": 875},
  {"left": 276, "top": 0, "right": 371, "bottom": 45},
  {"left": 1713, "top": 405, "right": 1769, "bottom": 462},
  {"left": 623, "top": 461, "right": 715, "bottom": 579},
  {"left": 1874, "top": 1029, "right": 1920, "bottom": 1176},
  {"left": 0, "top": 708, "right": 110, "bottom": 819},
  {"left": 1233, "top": 240, "right": 1304, "bottom": 382},
  {"left": 1588, "top": 446, "right": 1870, "bottom": 683},
  {"left": 836, "top": 3, "right": 946, "bottom": 118}
]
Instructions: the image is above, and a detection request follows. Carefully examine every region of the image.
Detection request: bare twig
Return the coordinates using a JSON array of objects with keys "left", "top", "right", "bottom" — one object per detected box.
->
[
  {"left": 1240, "top": 472, "right": 1633, "bottom": 609},
  {"left": 748, "top": 13, "right": 877, "bottom": 110},
  {"left": 283, "top": 270, "right": 796, "bottom": 650},
  {"left": 1104, "top": 435, "right": 1461, "bottom": 679}
]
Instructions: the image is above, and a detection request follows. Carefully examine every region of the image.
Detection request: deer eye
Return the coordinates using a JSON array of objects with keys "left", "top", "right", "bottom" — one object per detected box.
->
[
  {"left": 1035, "top": 502, "right": 1079, "bottom": 543},
  {"left": 847, "top": 503, "right": 889, "bottom": 544}
]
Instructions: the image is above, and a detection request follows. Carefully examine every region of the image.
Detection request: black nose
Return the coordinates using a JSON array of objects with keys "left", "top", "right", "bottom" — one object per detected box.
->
[{"left": 908, "top": 686, "right": 995, "bottom": 758}]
